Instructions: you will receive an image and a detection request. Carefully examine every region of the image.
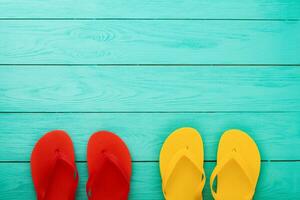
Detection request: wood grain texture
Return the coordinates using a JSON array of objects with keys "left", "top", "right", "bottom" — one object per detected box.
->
[
  {"left": 0, "top": 66, "right": 299, "bottom": 112},
  {"left": 0, "top": 162, "right": 299, "bottom": 199},
  {"left": 0, "top": 21, "right": 299, "bottom": 64},
  {"left": 0, "top": 113, "right": 299, "bottom": 161},
  {"left": 0, "top": 0, "right": 299, "bottom": 199},
  {"left": 0, "top": 0, "right": 299, "bottom": 19}
]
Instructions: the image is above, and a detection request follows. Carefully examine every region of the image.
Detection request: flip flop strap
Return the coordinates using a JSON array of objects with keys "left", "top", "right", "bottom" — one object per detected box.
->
[
  {"left": 86, "top": 151, "right": 130, "bottom": 200},
  {"left": 39, "top": 150, "right": 78, "bottom": 200},
  {"left": 210, "top": 151, "right": 255, "bottom": 200},
  {"left": 162, "top": 148, "right": 206, "bottom": 198}
]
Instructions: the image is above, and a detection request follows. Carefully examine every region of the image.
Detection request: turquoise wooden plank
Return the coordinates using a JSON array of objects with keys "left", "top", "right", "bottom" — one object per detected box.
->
[
  {"left": 0, "top": 21, "right": 299, "bottom": 64},
  {"left": 0, "top": 66, "right": 299, "bottom": 112},
  {"left": 0, "top": 162, "right": 299, "bottom": 199},
  {"left": 0, "top": 0, "right": 299, "bottom": 19},
  {"left": 0, "top": 113, "right": 299, "bottom": 161}
]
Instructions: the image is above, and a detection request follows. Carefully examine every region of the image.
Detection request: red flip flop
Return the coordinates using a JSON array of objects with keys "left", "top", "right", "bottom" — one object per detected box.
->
[
  {"left": 31, "top": 130, "right": 79, "bottom": 200},
  {"left": 86, "top": 131, "right": 132, "bottom": 200}
]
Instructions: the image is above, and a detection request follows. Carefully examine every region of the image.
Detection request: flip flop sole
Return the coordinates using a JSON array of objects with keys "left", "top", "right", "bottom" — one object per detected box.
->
[
  {"left": 31, "top": 130, "right": 78, "bottom": 200},
  {"left": 87, "top": 131, "right": 132, "bottom": 200},
  {"left": 216, "top": 129, "right": 261, "bottom": 200},
  {"left": 160, "top": 127, "right": 205, "bottom": 200}
]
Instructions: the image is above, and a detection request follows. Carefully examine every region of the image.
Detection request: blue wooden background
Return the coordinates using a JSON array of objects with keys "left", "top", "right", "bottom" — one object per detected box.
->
[{"left": 0, "top": 0, "right": 300, "bottom": 199}]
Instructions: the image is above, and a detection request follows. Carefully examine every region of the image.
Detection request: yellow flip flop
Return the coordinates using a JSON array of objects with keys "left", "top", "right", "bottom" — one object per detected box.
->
[
  {"left": 210, "top": 129, "right": 261, "bottom": 200},
  {"left": 160, "top": 127, "right": 206, "bottom": 200}
]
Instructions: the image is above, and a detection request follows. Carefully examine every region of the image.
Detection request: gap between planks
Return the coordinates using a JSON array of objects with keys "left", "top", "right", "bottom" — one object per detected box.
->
[
  {"left": 0, "top": 18, "right": 299, "bottom": 21},
  {"left": 1, "top": 111, "right": 300, "bottom": 114},
  {"left": 0, "top": 160, "right": 299, "bottom": 163},
  {"left": 1, "top": 64, "right": 300, "bottom": 66}
]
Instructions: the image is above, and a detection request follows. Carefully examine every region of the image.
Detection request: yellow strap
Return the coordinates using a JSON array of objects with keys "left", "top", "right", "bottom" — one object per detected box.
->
[
  {"left": 162, "top": 148, "right": 206, "bottom": 198},
  {"left": 210, "top": 151, "right": 255, "bottom": 200}
]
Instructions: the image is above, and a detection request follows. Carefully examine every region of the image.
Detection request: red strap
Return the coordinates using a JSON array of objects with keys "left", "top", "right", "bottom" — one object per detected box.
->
[
  {"left": 86, "top": 151, "right": 130, "bottom": 200},
  {"left": 39, "top": 150, "right": 78, "bottom": 200}
]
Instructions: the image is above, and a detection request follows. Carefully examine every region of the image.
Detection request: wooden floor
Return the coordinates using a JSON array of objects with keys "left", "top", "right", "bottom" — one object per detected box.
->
[{"left": 0, "top": 1, "right": 300, "bottom": 199}]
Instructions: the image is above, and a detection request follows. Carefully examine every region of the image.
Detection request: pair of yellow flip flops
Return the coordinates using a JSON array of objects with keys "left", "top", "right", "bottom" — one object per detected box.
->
[{"left": 160, "top": 128, "right": 260, "bottom": 200}]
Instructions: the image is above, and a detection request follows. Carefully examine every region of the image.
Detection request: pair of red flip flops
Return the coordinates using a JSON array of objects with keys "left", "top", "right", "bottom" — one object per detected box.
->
[{"left": 31, "top": 130, "right": 132, "bottom": 200}]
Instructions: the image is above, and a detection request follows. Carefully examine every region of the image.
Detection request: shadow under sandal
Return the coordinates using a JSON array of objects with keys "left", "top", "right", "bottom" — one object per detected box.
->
[
  {"left": 210, "top": 129, "right": 261, "bottom": 200},
  {"left": 31, "top": 130, "right": 79, "bottom": 200},
  {"left": 86, "top": 131, "right": 132, "bottom": 200},
  {"left": 160, "top": 127, "right": 206, "bottom": 200}
]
